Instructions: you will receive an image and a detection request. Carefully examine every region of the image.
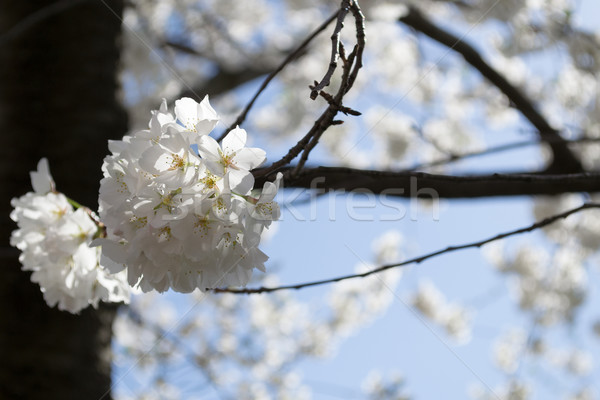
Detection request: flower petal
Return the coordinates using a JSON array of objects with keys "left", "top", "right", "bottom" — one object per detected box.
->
[
  {"left": 222, "top": 127, "right": 247, "bottom": 153},
  {"left": 174, "top": 97, "right": 200, "bottom": 131},
  {"left": 235, "top": 147, "right": 266, "bottom": 170},
  {"left": 197, "top": 135, "right": 221, "bottom": 162},
  {"left": 30, "top": 158, "right": 55, "bottom": 194}
]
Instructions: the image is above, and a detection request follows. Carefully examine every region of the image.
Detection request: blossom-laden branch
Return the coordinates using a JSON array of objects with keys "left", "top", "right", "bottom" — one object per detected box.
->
[
  {"left": 254, "top": 167, "right": 600, "bottom": 198},
  {"left": 398, "top": 6, "right": 583, "bottom": 174},
  {"left": 10, "top": 97, "right": 285, "bottom": 311},
  {"left": 213, "top": 202, "right": 600, "bottom": 294}
]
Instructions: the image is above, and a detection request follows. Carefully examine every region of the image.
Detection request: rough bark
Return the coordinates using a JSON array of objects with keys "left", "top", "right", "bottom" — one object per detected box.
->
[{"left": 0, "top": 0, "right": 127, "bottom": 399}]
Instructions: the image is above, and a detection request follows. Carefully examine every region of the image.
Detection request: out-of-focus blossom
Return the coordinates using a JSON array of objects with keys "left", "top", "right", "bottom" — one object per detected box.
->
[{"left": 10, "top": 159, "right": 130, "bottom": 313}]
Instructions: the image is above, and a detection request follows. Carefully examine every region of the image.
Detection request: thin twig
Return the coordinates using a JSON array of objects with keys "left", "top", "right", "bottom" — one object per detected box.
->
[
  {"left": 162, "top": 40, "right": 205, "bottom": 56},
  {"left": 406, "top": 136, "right": 600, "bottom": 172},
  {"left": 291, "top": 0, "right": 365, "bottom": 176},
  {"left": 212, "top": 202, "right": 600, "bottom": 294},
  {"left": 293, "top": 50, "right": 359, "bottom": 175},
  {"left": 345, "top": 1, "right": 366, "bottom": 91},
  {"left": 399, "top": 6, "right": 583, "bottom": 173},
  {"left": 309, "top": 1, "right": 352, "bottom": 99},
  {"left": 256, "top": 109, "right": 338, "bottom": 179},
  {"left": 256, "top": 0, "right": 365, "bottom": 179},
  {"left": 216, "top": 10, "right": 341, "bottom": 141}
]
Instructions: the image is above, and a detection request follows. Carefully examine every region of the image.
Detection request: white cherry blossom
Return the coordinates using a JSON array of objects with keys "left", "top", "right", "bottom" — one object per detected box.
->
[
  {"left": 98, "top": 97, "right": 280, "bottom": 293},
  {"left": 197, "top": 126, "right": 266, "bottom": 192},
  {"left": 10, "top": 159, "right": 130, "bottom": 313},
  {"left": 174, "top": 95, "right": 219, "bottom": 138}
]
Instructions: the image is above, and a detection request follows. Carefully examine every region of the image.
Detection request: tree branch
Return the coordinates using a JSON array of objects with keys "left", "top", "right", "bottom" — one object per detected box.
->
[
  {"left": 257, "top": 0, "right": 365, "bottom": 179},
  {"left": 174, "top": 67, "right": 269, "bottom": 102},
  {"left": 212, "top": 202, "right": 600, "bottom": 294},
  {"left": 253, "top": 167, "right": 600, "bottom": 198},
  {"left": 217, "top": 10, "right": 341, "bottom": 141},
  {"left": 398, "top": 6, "right": 583, "bottom": 173},
  {"left": 309, "top": 0, "right": 352, "bottom": 99},
  {"left": 407, "top": 136, "right": 600, "bottom": 172}
]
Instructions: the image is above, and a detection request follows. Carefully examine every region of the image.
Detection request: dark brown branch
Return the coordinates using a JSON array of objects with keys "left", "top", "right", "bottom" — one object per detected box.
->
[
  {"left": 212, "top": 202, "right": 600, "bottom": 294},
  {"left": 345, "top": 1, "right": 365, "bottom": 91},
  {"left": 257, "top": 106, "right": 340, "bottom": 178},
  {"left": 309, "top": 1, "right": 352, "bottom": 99},
  {"left": 257, "top": 1, "right": 365, "bottom": 178},
  {"left": 174, "top": 67, "right": 269, "bottom": 102},
  {"left": 163, "top": 38, "right": 272, "bottom": 101},
  {"left": 216, "top": 10, "right": 340, "bottom": 141},
  {"left": 399, "top": 6, "right": 583, "bottom": 174},
  {"left": 293, "top": 45, "right": 362, "bottom": 175},
  {"left": 294, "top": 1, "right": 365, "bottom": 174},
  {"left": 161, "top": 40, "right": 204, "bottom": 56},
  {"left": 292, "top": 114, "right": 330, "bottom": 176},
  {"left": 253, "top": 167, "right": 600, "bottom": 198}
]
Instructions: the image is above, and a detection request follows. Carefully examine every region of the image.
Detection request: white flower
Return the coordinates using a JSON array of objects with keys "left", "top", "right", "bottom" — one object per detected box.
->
[
  {"left": 98, "top": 97, "right": 280, "bottom": 293},
  {"left": 371, "top": 230, "right": 403, "bottom": 264},
  {"left": 10, "top": 159, "right": 130, "bottom": 313},
  {"left": 138, "top": 133, "right": 201, "bottom": 189},
  {"left": 175, "top": 95, "right": 219, "bottom": 137},
  {"left": 494, "top": 329, "right": 527, "bottom": 373},
  {"left": 30, "top": 157, "right": 54, "bottom": 194},
  {"left": 410, "top": 280, "right": 472, "bottom": 343},
  {"left": 198, "top": 126, "right": 266, "bottom": 192}
]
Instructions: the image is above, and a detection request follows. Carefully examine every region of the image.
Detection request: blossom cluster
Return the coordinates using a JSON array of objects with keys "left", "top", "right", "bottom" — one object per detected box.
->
[
  {"left": 485, "top": 241, "right": 587, "bottom": 326},
  {"left": 97, "top": 96, "right": 281, "bottom": 293},
  {"left": 10, "top": 159, "right": 130, "bottom": 313},
  {"left": 410, "top": 280, "right": 472, "bottom": 343}
]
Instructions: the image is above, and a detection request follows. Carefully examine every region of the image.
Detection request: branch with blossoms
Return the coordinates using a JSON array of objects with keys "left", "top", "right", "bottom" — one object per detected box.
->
[
  {"left": 399, "top": 5, "right": 583, "bottom": 174},
  {"left": 10, "top": 97, "right": 284, "bottom": 312},
  {"left": 8, "top": 0, "right": 367, "bottom": 314},
  {"left": 212, "top": 202, "right": 600, "bottom": 294},
  {"left": 8, "top": 0, "right": 600, "bottom": 315}
]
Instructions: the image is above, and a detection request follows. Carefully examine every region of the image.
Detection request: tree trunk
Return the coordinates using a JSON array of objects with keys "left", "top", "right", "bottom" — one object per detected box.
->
[{"left": 0, "top": 1, "right": 127, "bottom": 399}]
